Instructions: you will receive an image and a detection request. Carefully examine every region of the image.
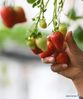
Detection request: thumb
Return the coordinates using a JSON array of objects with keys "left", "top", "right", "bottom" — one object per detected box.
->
[{"left": 65, "top": 31, "right": 80, "bottom": 53}]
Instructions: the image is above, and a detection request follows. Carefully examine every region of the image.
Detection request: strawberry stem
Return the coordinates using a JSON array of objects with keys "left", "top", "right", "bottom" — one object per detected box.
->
[
  {"left": 53, "top": 0, "right": 58, "bottom": 32},
  {"left": 45, "top": 0, "right": 50, "bottom": 8},
  {"left": 34, "top": 0, "right": 47, "bottom": 36},
  {"left": 41, "top": 0, "right": 45, "bottom": 18},
  {"left": 53, "top": 0, "right": 64, "bottom": 32},
  {"left": 3, "top": 0, "right": 15, "bottom": 7},
  {"left": 58, "top": 0, "right": 64, "bottom": 15}
]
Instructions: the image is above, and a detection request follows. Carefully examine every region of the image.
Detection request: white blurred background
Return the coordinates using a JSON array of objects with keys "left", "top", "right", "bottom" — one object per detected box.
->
[{"left": 0, "top": 0, "right": 83, "bottom": 99}]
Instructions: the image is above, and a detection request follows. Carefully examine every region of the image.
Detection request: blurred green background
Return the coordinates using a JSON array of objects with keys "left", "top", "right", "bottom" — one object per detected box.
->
[
  {"left": 0, "top": 22, "right": 83, "bottom": 51},
  {"left": 0, "top": 22, "right": 28, "bottom": 47}
]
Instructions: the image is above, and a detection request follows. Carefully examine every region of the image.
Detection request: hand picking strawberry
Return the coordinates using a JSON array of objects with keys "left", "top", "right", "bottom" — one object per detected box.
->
[
  {"left": 40, "top": 31, "right": 69, "bottom": 65},
  {"left": 26, "top": 0, "right": 83, "bottom": 98}
]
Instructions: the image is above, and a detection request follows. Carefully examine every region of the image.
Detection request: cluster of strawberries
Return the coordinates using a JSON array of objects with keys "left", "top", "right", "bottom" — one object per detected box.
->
[
  {"left": 1, "top": 6, "right": 69, "bottom": 65},
  {"left": 0, "top": 6, "right": 27, "bottom": 28},
  {"left": 29, "top": 31, "right": 70, "bottom": 65}
]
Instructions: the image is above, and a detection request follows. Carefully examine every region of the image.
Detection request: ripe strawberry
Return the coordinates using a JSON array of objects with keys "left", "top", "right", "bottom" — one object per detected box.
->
[
  {"left": 14, "top": 7, "right": 26, "bottom": 23},
  {"left": 47, "top": 35, "right": 52, "bottom": 41},
  {"left": 39, "top": 41, "right": 56, "bottom": 58},
  {"left": 50, "top": 32, "right": 64, "bottom": 51},
  {"left": 56, "top": 52, "right": 69, "bottom": 64},
  {"left": 1, "top": 6, "right": 16, "bottom": 28},
  {"left": 32, "top": 47, "right": 42, "bottom": 55}
]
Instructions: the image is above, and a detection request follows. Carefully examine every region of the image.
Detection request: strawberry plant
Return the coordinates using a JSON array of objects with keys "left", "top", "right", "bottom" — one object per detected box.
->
[
  {"left": 25, "top": 0, "right": 83, "bottom": 64},
  {"left": 0, "top": 0, "right": 83, "bottom": 64}
]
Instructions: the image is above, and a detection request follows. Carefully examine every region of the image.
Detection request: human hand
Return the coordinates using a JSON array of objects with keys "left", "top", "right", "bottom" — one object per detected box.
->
[{"left": 42, "top": 31, "right": 83, "bottom": 96}]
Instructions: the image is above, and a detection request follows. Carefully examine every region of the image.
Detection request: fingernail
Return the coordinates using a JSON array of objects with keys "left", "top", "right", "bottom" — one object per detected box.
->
[
  {"left": 41, "top": 57, "right": 55, "bottom": 63},
  {"left": 47, "top": 57, "right": 55, "bottom": 62},
  {"left": 62, "top": 64, "right": 68, "bottom": 68}
]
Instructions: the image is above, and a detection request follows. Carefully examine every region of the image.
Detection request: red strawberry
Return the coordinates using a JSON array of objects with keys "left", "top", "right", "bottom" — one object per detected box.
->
[
  {"left": 56, "top": 52, "right": 69, "bottom": 64},
  {"left": 50, "top": 32, "right": 64, "bottom": 51},
  {"left": 14, "top": 7, "right": 26, "bottom": 23},
  {"left": 47, "top": 35, "right": 51, "bottom": 41},
  {"left": 32, "top": 47, "right": 42, "bottom": 55},
  {"left": 1, "top": 6, "right": 16, "bottom": 28},
  {"left": 39, "top": 41, "right": 56, "bottom": 58}
]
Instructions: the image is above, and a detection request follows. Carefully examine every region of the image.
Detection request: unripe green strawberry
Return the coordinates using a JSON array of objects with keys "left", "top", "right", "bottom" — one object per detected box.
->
[
  {"left": 26, "top": 37, "right": 36, "bottom": 49},
  {"left": 36, "top": 35, "right": 48, "bottom": 51},
  {"left": 39, "top": 19, "right": 47, "bottom": 29},
  {"left": 59, "top": 23, "right": 67, "bottom": 36}
]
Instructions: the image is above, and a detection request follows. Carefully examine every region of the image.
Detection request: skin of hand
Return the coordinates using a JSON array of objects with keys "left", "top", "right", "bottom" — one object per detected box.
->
[{"left": 42, "top": 31, "right": 83, "bottom": 97}]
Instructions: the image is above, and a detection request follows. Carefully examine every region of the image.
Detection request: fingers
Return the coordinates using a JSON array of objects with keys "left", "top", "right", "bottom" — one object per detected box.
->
[
  {"left": 51, "top": 64, "right": 68, "bottom": 72},
  {"left": 41, "top": 57, "right": 55, "bottom": 64},
  {"left": 65, "top": 31, "right": 80, "bottom": 53}
]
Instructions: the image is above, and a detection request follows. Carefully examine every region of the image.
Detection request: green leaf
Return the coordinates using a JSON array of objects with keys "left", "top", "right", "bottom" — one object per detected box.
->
[
  {"left": 67, "top": 8, "right": 76, "bottom": 20},
  {"left": 74, "top": 26, "right": 83, "bottom": 42},
  {"left": 67, "top": 8, "right": 83, "bottom": 20}
]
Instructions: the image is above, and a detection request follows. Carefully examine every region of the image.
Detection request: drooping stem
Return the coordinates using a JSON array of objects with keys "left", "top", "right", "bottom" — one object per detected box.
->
[
  {"left": 35, "top": 0, "right": 42, "bottom": 31},
  {"left": 45, "top": 0, "right": 50, "bottom": 8},
  {"left": 53, "top": 0, "right": 65, "bottom": 31},
  {"left": 58, "top": 0, "right": 64, "bottom": 15},
  {"left": 53, "top": 0, "right": 58, "bottom": 31},
  {"left": 41, "top": 0, "right": 45, "bottom": 18},
  {"left": 3, "top": 0, "right": 15, "bottom": 6},
  {"left": 35, "top": 0, "right": 46, "bottom": 31},
  {"left": 3, "top": 0, "right": 7, "bottom": 6},
  {"left": 57, "top": 0, "right": 65, "bottom": 25}
]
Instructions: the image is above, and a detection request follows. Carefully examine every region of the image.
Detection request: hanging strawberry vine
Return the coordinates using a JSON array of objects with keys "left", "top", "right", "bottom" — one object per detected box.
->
[{"left": 26, "top": 0, "right": 83, "bottom": 58}]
